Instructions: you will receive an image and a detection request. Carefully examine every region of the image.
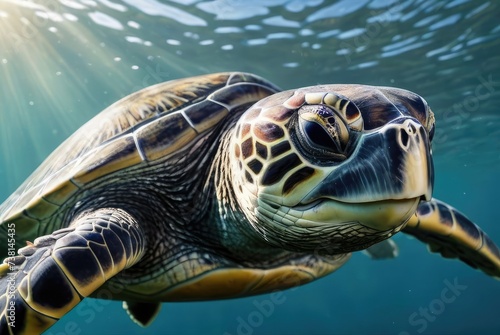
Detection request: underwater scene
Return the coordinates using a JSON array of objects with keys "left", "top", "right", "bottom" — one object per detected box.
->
[{"left": 0, "top": 0, "right": 499, "bottom": 334}]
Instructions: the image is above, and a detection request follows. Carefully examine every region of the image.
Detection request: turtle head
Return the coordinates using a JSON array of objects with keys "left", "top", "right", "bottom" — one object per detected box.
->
[{"left": 229, "top": 84, "right": 435, "bottom": 254}]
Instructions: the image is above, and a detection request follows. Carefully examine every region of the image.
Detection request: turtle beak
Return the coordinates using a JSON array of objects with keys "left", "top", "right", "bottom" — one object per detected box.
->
[{"left": 303, "top": 116, "right": 434, "bottom": 205}]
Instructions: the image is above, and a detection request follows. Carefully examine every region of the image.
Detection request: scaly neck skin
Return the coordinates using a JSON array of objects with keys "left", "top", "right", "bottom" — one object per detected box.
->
[{"left": 210, "top": 126, "right": 279, "bottom": 260}]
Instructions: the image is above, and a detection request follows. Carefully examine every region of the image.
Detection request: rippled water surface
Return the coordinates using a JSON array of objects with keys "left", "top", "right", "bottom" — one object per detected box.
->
[{"left": 0, "top": 1, "right": 499, "bottom": 334}]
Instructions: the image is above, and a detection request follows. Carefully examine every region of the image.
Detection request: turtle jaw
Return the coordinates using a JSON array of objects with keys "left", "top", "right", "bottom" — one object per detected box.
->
[
  {"left": 254, "top": 196, "right": 418, "bottom": 254},
  {"left": 293, "top": 197, "right": 420, "bottom": 232}
]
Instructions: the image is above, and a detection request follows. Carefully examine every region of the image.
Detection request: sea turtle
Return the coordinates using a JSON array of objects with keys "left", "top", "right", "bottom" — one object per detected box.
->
[{"left": 0, "top": 72, "right": 498, "bottom": 334}]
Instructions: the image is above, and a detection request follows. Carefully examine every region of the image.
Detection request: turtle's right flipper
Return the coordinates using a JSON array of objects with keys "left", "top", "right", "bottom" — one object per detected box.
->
[
  {"left": 0, "top": 208, "right": 145, "bottom": 334},
  {"left": 402, "top": 199, "right": 500, "bottom": 279}
]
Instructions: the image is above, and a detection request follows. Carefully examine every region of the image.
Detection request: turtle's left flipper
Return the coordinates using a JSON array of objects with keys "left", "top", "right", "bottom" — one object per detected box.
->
[
  {"left": 0, "top": 208, "right": 145, "bottom": 334},
  {"left": 403, "top": 199, "right": 500, "bottom": 279}
]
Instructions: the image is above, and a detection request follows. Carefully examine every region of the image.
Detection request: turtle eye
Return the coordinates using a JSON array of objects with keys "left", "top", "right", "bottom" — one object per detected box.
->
[
  {"left": 301, "top": 119, "right": 340, "bottom": 151},
  {"left": 295, "top": 105, "right": 350, "bottom": 162}
]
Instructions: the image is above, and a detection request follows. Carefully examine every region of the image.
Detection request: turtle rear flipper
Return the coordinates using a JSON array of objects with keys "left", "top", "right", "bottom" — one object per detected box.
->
[
  {"left": 123, "top": 301, "right": 161, "bottom": 327},
  {"left": 0, "top": 208, "right": 145, "bottom": 334},
  {"left": 363, "top": 239, "right": 399, "bottom": 259},
  {"left": 403, "top": 199, "right": 500, "bottom": 278}
]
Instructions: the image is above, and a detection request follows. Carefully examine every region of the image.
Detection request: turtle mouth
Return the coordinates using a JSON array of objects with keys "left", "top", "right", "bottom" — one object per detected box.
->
[
  {"left": 256, "top": 196, "right": 419, "bottom": 253},
  {"left": 293, "top": 197, "right": 420, "bottom": 231}
]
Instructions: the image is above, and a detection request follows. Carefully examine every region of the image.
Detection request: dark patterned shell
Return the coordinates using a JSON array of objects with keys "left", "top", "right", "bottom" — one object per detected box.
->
[{"left": 0, "top": 72, "right": 280, "bottom": 245}]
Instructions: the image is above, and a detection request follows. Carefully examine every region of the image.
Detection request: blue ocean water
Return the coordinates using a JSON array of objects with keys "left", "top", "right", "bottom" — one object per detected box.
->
[{"left": 0, "top": 0, "right": 499, "bottom": 334}]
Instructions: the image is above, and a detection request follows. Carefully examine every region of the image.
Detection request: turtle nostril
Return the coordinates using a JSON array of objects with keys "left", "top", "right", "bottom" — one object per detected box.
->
[{"left": 399, "top": 128, "right": 410, "bottom": 148}]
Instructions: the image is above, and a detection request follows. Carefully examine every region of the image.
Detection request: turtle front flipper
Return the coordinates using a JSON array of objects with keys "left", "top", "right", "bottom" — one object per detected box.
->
[
  {"left": 403, "top": 199, "right": 500, "bottom": 278},
  {"left": 0, "top": 208, "right": 145, "bottom": 334}
]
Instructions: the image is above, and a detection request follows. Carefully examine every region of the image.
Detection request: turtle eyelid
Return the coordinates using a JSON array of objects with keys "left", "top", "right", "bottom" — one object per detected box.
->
[{"left": 322, "top": 93, "right": 362, "bottom": 131}]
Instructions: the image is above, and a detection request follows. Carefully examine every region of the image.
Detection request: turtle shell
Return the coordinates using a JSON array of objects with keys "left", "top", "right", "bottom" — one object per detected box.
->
[{"left": 0, "top": 72, "right": 280, "bottom": 250}]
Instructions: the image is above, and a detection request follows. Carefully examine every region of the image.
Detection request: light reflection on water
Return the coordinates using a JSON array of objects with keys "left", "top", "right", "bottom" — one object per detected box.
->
[{"left": 0, "top": 1, "right": 499, "bottom": 334}]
